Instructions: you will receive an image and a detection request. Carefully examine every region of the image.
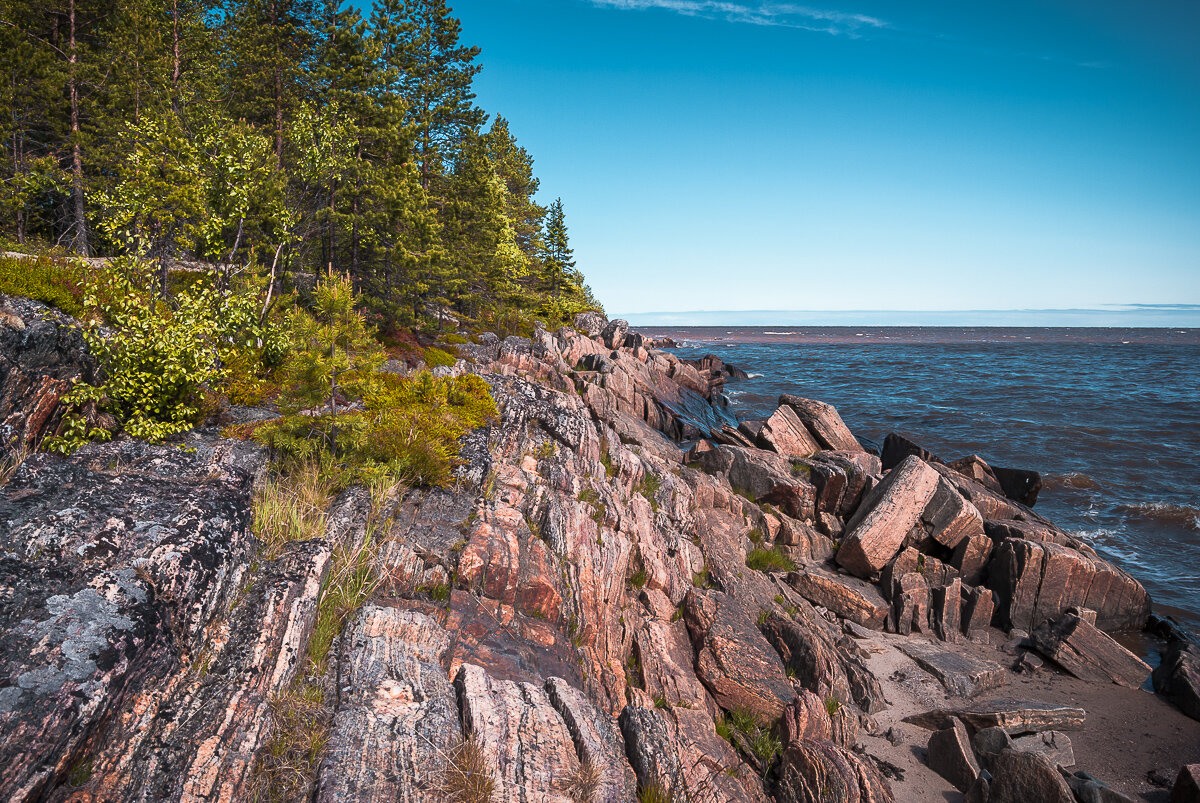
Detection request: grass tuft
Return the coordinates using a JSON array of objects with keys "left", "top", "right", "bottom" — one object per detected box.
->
[
  {"left": 254, "top": 682, "right": 330, "bottom": 802},
  {"left": 434, "top": 736, "right": 495, "bottom": 803},
  {"left": 564, "top": 757, "right": 603, "bottom": 802},
  {"left": 745, "top": 547, "right": 797, "bottom": 574},
  {"left": 638, "top": 782, "right": 673, "bottom": 803},
  {"left": 252, "top": 460, "right": 336, "bottom": 561}
]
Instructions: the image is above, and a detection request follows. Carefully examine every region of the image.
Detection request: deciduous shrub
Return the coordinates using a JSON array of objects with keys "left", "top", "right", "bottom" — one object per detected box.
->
[{"left": 0, "top": 253, "right": 85, "bottom": 316}]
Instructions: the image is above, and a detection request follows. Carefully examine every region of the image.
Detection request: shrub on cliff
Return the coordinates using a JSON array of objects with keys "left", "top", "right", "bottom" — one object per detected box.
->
[
  {"left": 45, "top": 257, "right": 284, "bottom": 450},
  {"left": 253, "top": 272, "right": 497, "bottom": 487}
]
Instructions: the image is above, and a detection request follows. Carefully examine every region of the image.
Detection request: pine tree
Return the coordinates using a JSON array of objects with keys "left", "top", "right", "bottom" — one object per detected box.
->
[{"left": 542, "top": 197, "right": 574, "bottom": 299}]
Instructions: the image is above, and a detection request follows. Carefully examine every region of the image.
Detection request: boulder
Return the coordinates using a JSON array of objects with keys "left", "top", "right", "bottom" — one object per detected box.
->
[
  {"left": 1011, "top": 730, "right": 1074, "bottom": 767},
  {"left": 779, "top": 394, "right": 863, "bottom": 452},
  {"left": 962, "top": 586, "right": 995, "bottom": 641},
  {"left": 905, "top": 700, "right": 1086, "bottom": 734},
  {"left": 987, "top": 539, "right": 1151, "bottom": 632},
  {"left": 932, "top": 578, "right": 963, "bottom": 643},
  {"left": 927, "top": 716, "right": 983, "bottom": 792},
  {"left": 992, "top": 465, "right": 1042, "bottom": 508},
  {"left": 972, "top": 727, "right": 1015, "bottom": 772},
  {"left": 880, "top": 432, "right": 939, "bottom": 471},
  {"left": 988, "top": 748, "right": 1075, "bottom": 803},
  {"left": 946, "top": 454, "right": 1004, "bottom": 494},
  {"left": 682, "top": 591, "right": 795, "bottom": 722},
  {"left": 786, "top": 568, "right": 889, "bottom": 631},
  {"left": 1153, "top": 637, "right": 1200, "bottom": 722},
  {"left": 1029, "top": 612, "right": 1150, "bottom": 688},
  {"left": 759, "top": 611, "right": 886, "bottom": 715},
  {"left": 836, "top": 456, "right": 942, "bottom": 577},
  {"left": 888, "top": 573, "right": 930, "bottom": 636},
  {"left": 922, "top": 478, "right": 985, "bottom": 550},
  {"left": 1173, "top": 765, "right": 1200, "bottom": 803},
  {"left": 881, "top": 548, "right": 959, "bottom": 600},
  {"left": 756, "top": 404, "right": 821, "bottom": 459},
  {"left": 952, "top": 534, "right": 993, "bottom": 586},
  {"left": 599, "top": 318, "right": 629, "bottom": 349},
  {"left": 699, "top": 445, "right": 816, "bottom": 519},
  {"left": 898, "top": 641, "right": 1007, "bottom": 697},
  {"left": 1063, "top": 771, "right": 1136, "bottom": 803}
]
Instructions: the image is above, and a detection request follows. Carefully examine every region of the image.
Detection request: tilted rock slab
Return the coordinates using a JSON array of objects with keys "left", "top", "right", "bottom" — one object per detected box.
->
[
  {"left": 898, "top": 640, "right": 1008, "bottom": 697},
  {"left": 987, "top": 538, "right": 1151, "bottom": 632},
  {"left": 1030, "top": 612, "right": 1150, "bottom": 688},
  {"left": 773, "top": 739, "right": 894, "bottom": 803},
  {"left": 988, "top": 748, "right": 1075, "bottom": 803},
  {"left": 786, "top": 568, "right": 889, "bottom": 631},
  {"left": 756, "top": 403, "right": 821, "bottom": 459},
  {"left": 779, "top": 394, "right": 864, "bottom": 452},
  {"left": 836, "top": 456, "right": 942, "bottom": 577},
  {"left": 905, "top": 699, "right": 1086, "bottom": 734}
]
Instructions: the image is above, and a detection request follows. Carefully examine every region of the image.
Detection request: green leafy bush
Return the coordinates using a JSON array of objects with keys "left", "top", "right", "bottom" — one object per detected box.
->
[
  {"left": 0, "top": 254, "right": 85, "bottom": 316},
  {"left": 46, "top": 257, "right": 283, "bottom": 450}
]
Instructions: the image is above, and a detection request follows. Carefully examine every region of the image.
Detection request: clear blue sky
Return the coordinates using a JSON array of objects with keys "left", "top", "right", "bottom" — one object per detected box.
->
[{"left": 448, "top": 0, "right": 1200, "bottom": 320}]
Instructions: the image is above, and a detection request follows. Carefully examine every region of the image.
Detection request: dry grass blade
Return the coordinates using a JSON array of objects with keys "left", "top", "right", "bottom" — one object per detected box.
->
[
  {"left": 434, "top": 736, "right": 495, "bottom": 803},
  {"left": 563, "top": 757, "right": 602, "bottom": 802},
  {"left": 0, "top": 443, "right": 29, "bottom": 485},
  {"left": 253, "top": 683, "right": 330, "bottom": 803},
  {"left": 253, "top": 460, "right": 335, "bottom": 561}
]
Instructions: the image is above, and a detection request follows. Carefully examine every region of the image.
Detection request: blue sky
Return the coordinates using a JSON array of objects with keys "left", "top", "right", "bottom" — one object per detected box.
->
[{"left": 447, "top": 0, "right": 1200, "bottom": 321}]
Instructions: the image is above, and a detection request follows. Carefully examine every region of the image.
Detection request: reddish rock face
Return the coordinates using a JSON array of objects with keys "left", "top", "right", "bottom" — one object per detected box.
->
[
  {"left": 987, "top": 539, "right": 1151, "bottom": 632},
  {"left": 786, "top": 568, "right": 889, "bottom": 631},
  {"left": 682, "top": 590, "right": 795, "bottom": 723},
  {"left": 773, "top": 738, "right": 892, "bottom": 803},
  {"left": 837, "top": 456, "right": 942, "bottom": 577}
]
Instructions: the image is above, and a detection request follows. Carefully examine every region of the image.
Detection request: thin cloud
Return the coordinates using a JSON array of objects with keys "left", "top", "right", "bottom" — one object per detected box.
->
[{"left": 588, "top": 0, "right": 889, "bottom": 36}]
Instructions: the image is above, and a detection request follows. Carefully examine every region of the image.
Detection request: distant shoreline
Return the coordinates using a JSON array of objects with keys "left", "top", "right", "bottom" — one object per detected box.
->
[{"left": 619, "top": 309, "right": 1200, "bottom": 327}]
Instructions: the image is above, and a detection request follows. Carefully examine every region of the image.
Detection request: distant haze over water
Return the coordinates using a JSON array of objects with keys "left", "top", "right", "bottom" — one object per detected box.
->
[
  {"left": 622, "top": 308, "right": 1200, "bottom": 328},
  {"left": 648, "top": 326, "right": 1200, "bottom": 630}
]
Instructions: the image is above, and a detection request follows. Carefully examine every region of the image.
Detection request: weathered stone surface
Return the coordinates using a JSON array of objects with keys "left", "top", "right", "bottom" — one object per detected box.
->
[
  {"left": 991, "top": 465, "right": 1042, "bottom": 508},
  {"left": 786, "top": 568, "right": 889, "bottom": 630},
  {"left": 774, "top": 739, "right": 894, "bottom": 803},
  {"left": 1011, "top": 730, "right": 1074, "bottom": 767},
  {"left": 316, "top": 607, "right": 459, "bottom": 803},
  {"left": 757, "top": 404, "right": 821, "bottom": 459},
  {"left": 1173, "top": 765, "right": 1200, "bottom": 803},
  {"left": 880, "top": 433, "right": 940, "bottom": 471},
  {"left": 779, "top": 395, "right": 863, "bottom": 452},
  {"left": 1064, "top": 771, "right": 1136, "bottom": 803},
  {"left": 1153, "top": 634, "right": 1200, "bottom": 722},
  {"left": 988, "top": 748, "right": 1075, "bottom": 803},
  {"left": 972, "top": 726, "right": 1015, "bottom": 772},
  {"left": 456, "top": 663, "right": 580, "bottom": 802},
  {"left": 881, "top": 548, "right": 959, "bottom": 600},
  {"left": 962, "top": 586, "right": 995, "bottom": 641},
  {"left": 0, "top": 437, "right": 265, "bottom": 802},
  {"left": 987, "top": 538, "right": 1151, "bottom": 632},
  {"left": 837, "top": 456, "right": 942, "bottom": 577},
  {"left": 906, "top": 699, "right": 1086, "bottom": 734},
  {"left": 619, "top": 704, "right": 766, "bottom": 803},
  {"left": 932, "top": 578, "right": 963, "bottom": 643},
  {"left": 898, "top": 640, "right": 1007, "bottom": 697},
  {"left": 0, "top": 296, "right": 99, "bottom": 455},
  {"left": 922, "top": 478, "right": 984, "bottom": 550},
  {"left": 699, "top": 445, "right": 817, "bottom": 519},
  {"left": 927, "top": 716, "right": 983, "bottom": 792},
  {"left": 947, "top": 454, "right": 1004, "bottom": 495},
  {"left": 759, "top": 610, "right": 886, "bottom": 715},
  {"left": 544, "top": 677, "right": 638, "bottom": 803},
  {"left": 683, "top": 590, "right": 794, "bottom": 722},
  {"left": 952, "top": 534, "right": 993, "bottom": 586},
  {"left": 1030, "top": 612, "right": 1150, "bottom": 688},
  {"left": 573, "top": 310, "right": 608, "bottom": 338},
  {"left": 888, "top": 573, "right": 930, "bottom": 636}
]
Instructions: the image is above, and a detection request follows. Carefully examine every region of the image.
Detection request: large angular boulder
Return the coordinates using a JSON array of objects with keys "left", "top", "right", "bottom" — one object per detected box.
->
[
  {"left": 836, "top": 456, "right": 942, "bottom": 577},
  {"left": 756, "top": 404, "right": 821, "bottom": 459},
  {"left": 988, "top": 748, "right": 1075, "bottom": 803},
  {"left": 779, "top": 394, "right": 863, "bottom": 452},
  {"left": 927, "top": 716, "right": 983, "bottom": 792},
  {"left": 699, "top": 445, "right": 817, "bottom": 519},
  {"left": 1151, "top": 619, "right": 1200, "bottom": 721},
  {"left": 786, "top": 568, "right": 889, "bottom": 630},
  {"left": 905, "top": 699, "right": 1086, "bottom": 734},
  {"left": 987, "top": 539, "right": 1151, "bottom": 632},
  {"left": 1173, "top": 765, "right": 1200, "bottom": 803},
  {"left": 1030, "top": 612, "right": 1150, "bottom": 688}
]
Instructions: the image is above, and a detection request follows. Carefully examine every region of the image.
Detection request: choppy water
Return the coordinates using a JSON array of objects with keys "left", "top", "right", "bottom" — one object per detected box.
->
[{"left": 645, "top": 326, "right": 1200, "bottom": 630}]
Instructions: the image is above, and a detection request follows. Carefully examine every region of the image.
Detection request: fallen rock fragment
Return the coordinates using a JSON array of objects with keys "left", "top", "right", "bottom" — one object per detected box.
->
[
  {"left": 756, "top": 404, "right": 821, "bottom": 459},
  {"left": 926, "top": 716, "right": 983, "bottom": 792},
  {"left": 1173, "top": 764, "right": 1200, "bottom": 803},
  {"left": 932, "top": 578, "right": 963, "bottom": 643},
  {"left": 988, "top": 748, "right": 1075, "bottom": 803},
  {"left": 1062, "top": 770, "right": 1136, "bottom": 803},
  {"left": 898, "top": 640, "right": 1007, "bottom": 697},
  {"left": 1030, "top": 612, "right": 1150, "bottom": 688},
  {"left": 972, "top": 726, "right": 1015, "bottom": 773},
  {"left": 1153, "top": 635, "right": 1200, "bottom": 722},
  {"left": 906, "top": 699, "right": 1086, "bottom": 734},
  {"left": 961, "top": 586, "right": 995, "bottom": 642},
  {"left": 1011, "top": 730, "right": 1074, "bottom": 767}
]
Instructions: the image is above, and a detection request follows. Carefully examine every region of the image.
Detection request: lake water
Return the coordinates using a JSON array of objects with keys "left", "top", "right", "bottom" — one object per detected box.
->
[{"left": 644, "top": 326, "right": 1200, "bottom": 630}]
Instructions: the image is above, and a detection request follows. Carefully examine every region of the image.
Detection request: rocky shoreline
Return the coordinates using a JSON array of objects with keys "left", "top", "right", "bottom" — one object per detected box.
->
[{"left": 1, "top": 299, "right": 1198, "bottom": 802}]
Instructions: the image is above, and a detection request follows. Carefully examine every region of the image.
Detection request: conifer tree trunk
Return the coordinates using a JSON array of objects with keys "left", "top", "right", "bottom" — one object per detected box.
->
[
  {"left": 272, "top": 0, "right": 283, "bottom": 166},
  {"left": 171, "top": 0, "right": 181, "bottom": 111},
  {"left": 68, "top": 0, "right": 89, "bottom": 256}
]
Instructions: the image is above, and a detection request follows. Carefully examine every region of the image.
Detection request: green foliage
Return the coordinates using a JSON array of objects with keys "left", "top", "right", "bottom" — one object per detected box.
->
[
  {"left": 635, "top": 470, "right": 662, "bottom": 511},
  {"left": 720, "top": 708, "right": 782, "bottom": 768},
  {"left": 825, "top": 696, "right": 842, "bottom": 717},
  {"left": 423, "top": 346, "right": 457, "bottom": 367},
  {"left": 0, "top": 254, "right": 85, "bottom": 316},
  {"left": 46, "top": 257, "right": 282, "bottom": 450},
  {"left": 637, "top": 783, "right": 673, "bottom": 803},
  {"left": 628, "top": 567, "right": 649, "bottom": 589},
  {"left": 745, "top": 547, "right": 797, "bottom": 574}
]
